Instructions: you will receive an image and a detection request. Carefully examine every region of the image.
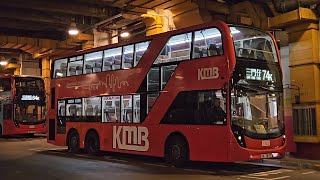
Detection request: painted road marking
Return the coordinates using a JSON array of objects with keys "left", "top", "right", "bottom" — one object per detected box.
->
[
  {"left": 248, "top": 169, "right": 293, "bottom": 177},
  {"left": 240, "top": 175, "right": 290, "bottom": 180},
  {"left": 269, "top": 176, "right": 290, "bottom": 180},
  {"left": 240, "top": 169, "right": 292, "bottom": 180},
  {"left": 301, "top": 171, "right": 315, "bottom": 175},
  {"left": 144, "top": 163, "right": 168, "bottom": 168},
  {"left": 240, "top": 176, "right": 267, "bottom": 180},
  {"left": 104, "top": 156, "right": 128, "bottom": 163}
]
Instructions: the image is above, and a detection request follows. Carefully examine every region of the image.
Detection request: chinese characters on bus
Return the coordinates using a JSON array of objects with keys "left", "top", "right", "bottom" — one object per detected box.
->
[{"left": 245, "top": 68, "right": 274, "bottom": 81}]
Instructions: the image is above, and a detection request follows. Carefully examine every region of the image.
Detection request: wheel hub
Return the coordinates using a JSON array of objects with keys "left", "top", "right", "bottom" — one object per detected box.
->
[{"left": 172, "top": 145, "right": 181, "bottom": 160}]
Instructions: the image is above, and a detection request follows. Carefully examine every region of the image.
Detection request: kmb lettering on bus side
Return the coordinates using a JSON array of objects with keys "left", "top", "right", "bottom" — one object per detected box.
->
[
  {"left": 113, "top": 126, "right": 149, "bottom": 152},
  {"left": 198, "top": 67, "right": 219, "bottom": 80}
]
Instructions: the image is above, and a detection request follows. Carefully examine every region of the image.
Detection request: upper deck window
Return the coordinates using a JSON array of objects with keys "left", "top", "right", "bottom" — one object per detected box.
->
[
  {"left": 84, "top": 51, "right": 103, "bottom": 74},
  {"left": 135, "top": 41, "right": 150, "bottom": 66},
  {"left": 193, "top": 28, "right": 223, "bottom": 58},
  {"left": 155, "top": 33, "right": 192, "bottom": 64},
  {"left": 53, "top": 58, "right": 67, "bottom": 78},
  {"left": 103, "top": 47, "right": 122, "bottom": 71},
  {"left": 230, "top": 27, "right": 278, "bottom": 62},
  {"left": 15, "top": 77, "right": 44, "bottom": 92},
  {"left": 123, "top": 45, "right": 134, "bottom": 69},
  {"left": 68, "top": 56, "right": 83, "bottom": 76}
]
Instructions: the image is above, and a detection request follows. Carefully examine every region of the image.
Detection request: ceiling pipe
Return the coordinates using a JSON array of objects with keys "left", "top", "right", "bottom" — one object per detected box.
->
[{"left": 273, "top": 0, "right": 320, "bottom": 13}]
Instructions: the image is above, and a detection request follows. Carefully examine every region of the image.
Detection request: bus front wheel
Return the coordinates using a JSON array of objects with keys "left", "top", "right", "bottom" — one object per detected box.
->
[
  {"left": 165, "top": 135, "right": 189, "bottom": 167},
  {"left": 68, "top": 130, "right": 80, "bottom": 153},
  {"left": 84, "top": 131, "right": 100, "bottom": 155}
]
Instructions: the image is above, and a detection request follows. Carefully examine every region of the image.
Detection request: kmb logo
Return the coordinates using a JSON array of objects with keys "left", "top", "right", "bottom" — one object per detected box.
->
[
  {"left": 113, "top": 126, "right": 149, "bottom": 152},
  {"left": 198, "top": 67, "right": 219, "bottom": 80}
]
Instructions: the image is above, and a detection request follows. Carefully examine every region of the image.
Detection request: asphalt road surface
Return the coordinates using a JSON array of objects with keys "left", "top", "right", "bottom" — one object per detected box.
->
[{"left": 0, "top": 136, "right": 319, "bottom": 180}]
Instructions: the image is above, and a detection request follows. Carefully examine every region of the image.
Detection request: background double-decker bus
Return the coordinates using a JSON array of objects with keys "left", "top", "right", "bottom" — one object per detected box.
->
[
  {"left": 48, "top": 21, "right": 285, "bottom": 166},
  {"left": 0, "top": 74, "right": 46, "bottom": 136}
]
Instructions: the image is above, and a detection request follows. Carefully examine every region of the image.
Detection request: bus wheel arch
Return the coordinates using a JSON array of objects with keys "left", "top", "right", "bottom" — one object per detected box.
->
[
  {"left": 67, "top": 128, "right": 80, "bottom": 153},
  {"left": 84, "top": 129, "right": 100, "bottom": 155},
  {"left": 164, "top": 132, "right": 189, "bottom": 167}
]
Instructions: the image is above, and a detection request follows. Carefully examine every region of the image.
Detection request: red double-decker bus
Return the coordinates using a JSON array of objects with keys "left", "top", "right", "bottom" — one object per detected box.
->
[
  {"left": 48, "top": 21, "right": 285, "bottom": 166},
  {"left": 0, "top": 74, "right": 46, "bottom": 136}
]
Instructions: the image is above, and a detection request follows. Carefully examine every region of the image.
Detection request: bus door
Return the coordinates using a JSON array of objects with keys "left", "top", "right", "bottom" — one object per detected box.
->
[{"left": 196, "top": 89, "right": 229, "bottom": 160}]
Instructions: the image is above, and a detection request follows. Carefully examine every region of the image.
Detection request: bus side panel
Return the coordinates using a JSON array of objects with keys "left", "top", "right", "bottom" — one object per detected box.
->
[{"left": 64, "top": 122, "right": 231, "bottom": 162}]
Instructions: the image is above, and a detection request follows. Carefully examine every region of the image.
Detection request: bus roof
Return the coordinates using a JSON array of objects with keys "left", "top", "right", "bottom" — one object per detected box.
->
[{"left": 52, "top": 20, "right": 232, "bottom": 61}]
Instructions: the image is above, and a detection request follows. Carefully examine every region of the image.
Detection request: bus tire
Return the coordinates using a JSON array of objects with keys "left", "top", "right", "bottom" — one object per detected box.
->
[
  {"left": 0, "top": 124, "right": 2, "bottom": 137},
  {"left": 84, "top": 130, "right": 100, "bottom": 155},
  {"left": 165, "top": 135, "right": 189, "bottom": 167},
  {"left": 67, "top": 130, "right": 80, "bottom": 153}
]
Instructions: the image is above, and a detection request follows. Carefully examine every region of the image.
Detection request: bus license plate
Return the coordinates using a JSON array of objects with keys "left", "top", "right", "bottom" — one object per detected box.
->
[
  {"left": 29, "top": 125, "right": 35, "bottom": 129},
  {"left": 262, "top": 140, "right": 270, "bottom": 146},
  {"left": 261, "top": 153, "right": 273, "bottom": 158}
]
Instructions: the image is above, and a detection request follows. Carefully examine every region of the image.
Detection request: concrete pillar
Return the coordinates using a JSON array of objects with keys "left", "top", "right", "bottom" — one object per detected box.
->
[
  {"left": 269, "top": 8, "right": 320, "bottom": 159},
  {"left": 42, "top": 58, "right": 50, "bottom": 110},
  {"left": 93, "top": 29, "right": 118, "bottom": 47}
]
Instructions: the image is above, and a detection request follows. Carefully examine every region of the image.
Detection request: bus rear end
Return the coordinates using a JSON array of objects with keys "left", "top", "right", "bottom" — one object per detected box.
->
[
  {"left": 2, "top": 76, "right": 46, "bottom": 135},
  {"left": 228, "top": 26, "right": 285, "bottom": 161}
]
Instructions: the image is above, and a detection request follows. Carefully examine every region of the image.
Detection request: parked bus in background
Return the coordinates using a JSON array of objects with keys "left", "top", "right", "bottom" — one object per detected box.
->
[
  {"left": 0, "top": 74, "right": 46, "bottom": 136},
  {"left": 48, "top": 21, "right": 285, "bottom": 166}
]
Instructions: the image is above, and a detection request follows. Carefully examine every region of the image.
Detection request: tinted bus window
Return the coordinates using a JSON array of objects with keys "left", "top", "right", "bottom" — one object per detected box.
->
[
  {"left": 147, "top": 67, "right": 159, "bottom": 91},
  {"left": 83, "top": 97, "right": 101, "bottom": 122},
  {"left": 231, "top": 27, "right": 278, "bottom": 62},
  {"left": 134, "top": 41, "right": 150, "bottom": 66},
  {"left": 162, "top": 90, "right": 226, "bottom": 125},
  {"left": 102, "top": 96, "right": 120, "bottom": 122},
  {"left": 84, "top": 51, "right": 103, "bottom": 74},
  {"left": 103, "top": 47, "right": 122, "bottom": 71},
  {"left": 66, "top": 99, "right": 82, "bottom": 121},
  {"left": 161, "top": 65, "right": 177, "bottom": 90},
  {"left": 123, "top": 45, "right": 134, "bottom": 69},
  {"left": 193, "top": 28, "right": 223, "bottom": 58},
  {"left": 133, "top": 95, "right": 140, "bottom": 123},
  {"left": 53, "top": 58, "right": 67, "bottom": 78},
  {"left": 68, "top": 56, "right": 83, "bottom": 76},
  {"left": 121, "top": 95, "right": 133, "bottom": 123},
  {"left": 155, "top": 33, "right": 192, "bottom": 64},
  {"left": 3, "top": 104, "right": 12, "bottom": 119},
  {"left": 0, "top": 78, "right": 11, "bottom": 91}
]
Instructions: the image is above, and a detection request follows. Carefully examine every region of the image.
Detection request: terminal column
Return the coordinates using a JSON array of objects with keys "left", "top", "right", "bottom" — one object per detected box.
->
[
  {"left": 42, "top": 57, "right": 50, "bottom": 110},
  {"left": 269, "top": 8, "right": 320, "bottom": 159}
]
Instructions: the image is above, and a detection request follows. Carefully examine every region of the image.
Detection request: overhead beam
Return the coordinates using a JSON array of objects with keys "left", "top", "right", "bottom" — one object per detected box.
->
[
  {"left": 0, "top": 8, "right": 98, "bottom": 28},
  {"left": 0, "top": 18, "right": 67, "bottom": 32},
  {"left": 0, "top": 0, "right": 117, "bottom": 18}
]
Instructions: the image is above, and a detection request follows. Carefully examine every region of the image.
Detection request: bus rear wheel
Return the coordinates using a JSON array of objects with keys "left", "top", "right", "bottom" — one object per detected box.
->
[
  {"left": 165, "top": 135, "right": 188, "bottom": 167},
  {"left": 68, "top": 130, "right": 80, "bottom": 153},
  {"left": 84, "top": 131, "right": 100, "bottom": 155}
]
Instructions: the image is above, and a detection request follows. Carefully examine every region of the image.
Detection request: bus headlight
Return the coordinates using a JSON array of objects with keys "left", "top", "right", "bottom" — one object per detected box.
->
[
  {"left": 233, "top": 130, "right": 246, "bottom": 148},
  {"left": 282, "top": 134, "right": 286, "bottom": 145}
]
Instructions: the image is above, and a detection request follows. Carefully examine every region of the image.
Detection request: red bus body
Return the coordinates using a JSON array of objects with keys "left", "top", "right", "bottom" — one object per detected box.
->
[
  {"left": 0, "top": 74, "right": 46, "bottom": 135},
  {"left": 48, "top": 21, "right": 285, "bottom": 162}
]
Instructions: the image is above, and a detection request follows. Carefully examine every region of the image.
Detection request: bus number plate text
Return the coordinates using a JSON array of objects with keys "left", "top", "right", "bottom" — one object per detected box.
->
[{"left": 261, "top": 153, "right": 273, "bottom": 158}]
